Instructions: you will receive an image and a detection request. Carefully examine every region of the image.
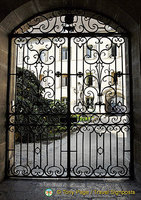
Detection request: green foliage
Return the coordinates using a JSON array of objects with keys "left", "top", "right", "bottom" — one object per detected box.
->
[{"left": 15, "top": 67, "right": 67, "bottom": 142}]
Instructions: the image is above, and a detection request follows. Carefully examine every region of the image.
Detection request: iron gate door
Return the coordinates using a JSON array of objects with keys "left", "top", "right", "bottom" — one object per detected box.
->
[
  {"left": 69, "top": 36, "right": 131, "bottom": 178},
  {"left": 7, "top": 11, "right": 131, "bottom": 178}
]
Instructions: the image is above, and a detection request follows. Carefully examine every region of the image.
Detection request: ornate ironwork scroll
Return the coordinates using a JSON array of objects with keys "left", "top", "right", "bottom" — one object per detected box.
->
[{"left": 7, "top": 10, "right": 131, "bottom": 178}]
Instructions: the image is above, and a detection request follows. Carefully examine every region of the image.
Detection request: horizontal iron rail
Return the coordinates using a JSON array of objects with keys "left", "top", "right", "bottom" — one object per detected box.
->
[
  {"left": 9, "top": 32, "right": 129, "bottom": 38},
  {"left": 8, "top": 176, "right": 130, "bottom": 179},
  {"left": 9, "top": 123, "right": 130, "bottom": 126},
  {"left": 8, "top": 112, "right": 131, "bottom": 115}
]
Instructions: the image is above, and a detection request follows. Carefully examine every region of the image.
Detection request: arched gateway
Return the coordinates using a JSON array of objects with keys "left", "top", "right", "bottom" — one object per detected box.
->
[{"left": 7, "top": 10, "right": 131, "bottom": 178}]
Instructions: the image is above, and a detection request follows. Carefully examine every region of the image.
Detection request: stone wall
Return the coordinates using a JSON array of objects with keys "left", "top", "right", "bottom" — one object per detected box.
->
[
  {"left": 0, "top": 28, "right": 8, "bottom": 181},
  {"left": 132, "top": 24, "right": 141, "bottom": 183}
]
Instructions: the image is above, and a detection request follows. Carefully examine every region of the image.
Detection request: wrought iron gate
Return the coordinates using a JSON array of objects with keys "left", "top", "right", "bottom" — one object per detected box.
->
[{"left": 7, "top": 10, "right": 132, "bottom": 178}]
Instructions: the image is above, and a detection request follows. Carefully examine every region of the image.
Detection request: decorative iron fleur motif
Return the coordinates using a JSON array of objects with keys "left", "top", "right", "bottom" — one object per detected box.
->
[
  {"left": 63, "top": 26, "right": 75, "bottom": 32},
  {"left": 63, "top": 14, "right": 75, "bottom": 32},
  {"left": 35, "top": 147, "right": 40, "bottom": 154},
  {"left": 65, "top": 14, "right": 74, "bottom": 24},
  {"left": 77, "top": 72, "right": 83, "bottom": 77},
  {"left": 97, "top": 147, "right": 104, "bottom": 155},
  {"left": 55, "top": 71, "right": 62, "bottom": 77}
]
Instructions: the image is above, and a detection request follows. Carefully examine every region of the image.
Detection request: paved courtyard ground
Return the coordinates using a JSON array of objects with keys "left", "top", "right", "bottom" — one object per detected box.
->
[{"left": 0, "top": 179, "right": 141, "bottom": 200}]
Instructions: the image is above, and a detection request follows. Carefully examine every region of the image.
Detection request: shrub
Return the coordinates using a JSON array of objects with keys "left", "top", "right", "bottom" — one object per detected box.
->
[{"left": 15, "top": 67, "right": 67, "bottom": 142}]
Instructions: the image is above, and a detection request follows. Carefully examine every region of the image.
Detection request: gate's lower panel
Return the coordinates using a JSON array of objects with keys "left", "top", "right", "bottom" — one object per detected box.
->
[
  {"left": 13, "top": 141, "right": 68, "bottom": 177},
  {"left": 8, "top": 123, "right": 68, "bottom": 177},
  {"left": 70, "top": 114, "right": 130, "bottom": 178},
  {"left": 8, "top": 119, "right": 130, "bottom": 178}
]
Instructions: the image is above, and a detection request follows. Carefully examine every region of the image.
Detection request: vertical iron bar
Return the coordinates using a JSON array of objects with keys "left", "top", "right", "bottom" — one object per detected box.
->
[
  {"left": 76, "top": 130, "right": 78, "bottom": 173},
  {"left": 27, "top": 127, "right": 29, "bottom": 166},
  {"left": 103, "top": 131, "right": 105, "bottom": 168},
  {"left": 116, "top": 130, "right": 118, "bottom": 166},
  {"left": 89, "top": 131, "right": 91, "bottom": 168},
  {"left": 20, "top": 127, "right": 22, "bottom": 165},
  {"left": 98, "top": 39, "right": 101, "bottom": 111},
  {"left": 123, "top": 129, "right": 125, "bottom": 165},
  {"left": 33, "top": 130, "right": 35, "bottom": 168},
  {"left": 121, "top": 43, "right": 124, "bottom": 104},
  {"left": 60, "top": 125, "right": 62, "bottom": 169},
  {"left": 114, "top": 42, "right": 117, "bottom": 105},
  {"left": 83, "top": 45, "right": 84, "bottom": 103},
  {"left": 53, "top": 44, "right": 56, "bottom": 167},
  {"left": 53, "top": 127, "right": 55, "bottom": 166},
  {"left": 76, "top": 42, "right": 78, "bottom": 104},
  {"left": 20, "top": 43, "right": 25, "bottom": 167},
  {"left": 110, "top": 129, "right": 112, "bottom": 166},
  {"left": 82, "top": 129, "right": 84, "bottom": 166},
  {"left": 61, "top": 45, "right": 62, "bottom": 102},
  {"left": 67, "top": 37, "right": 71, "bottom": 178},
  {"left": 60, "top": 45, "right": 63, "bottom": 171},
  {"left": 96, "top": 130, "right": 98, "bottom": 168},
  {"left": 54, "top": 44, "right": 56, "bottom": 103},
  {"left": 46, "top": 126, "right": 48, "bottom": 166}
]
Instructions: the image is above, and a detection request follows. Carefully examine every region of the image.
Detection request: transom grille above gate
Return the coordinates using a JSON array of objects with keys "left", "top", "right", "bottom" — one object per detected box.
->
[{"left": 7, "top": 10, "right": 131, "bottom": 178}]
